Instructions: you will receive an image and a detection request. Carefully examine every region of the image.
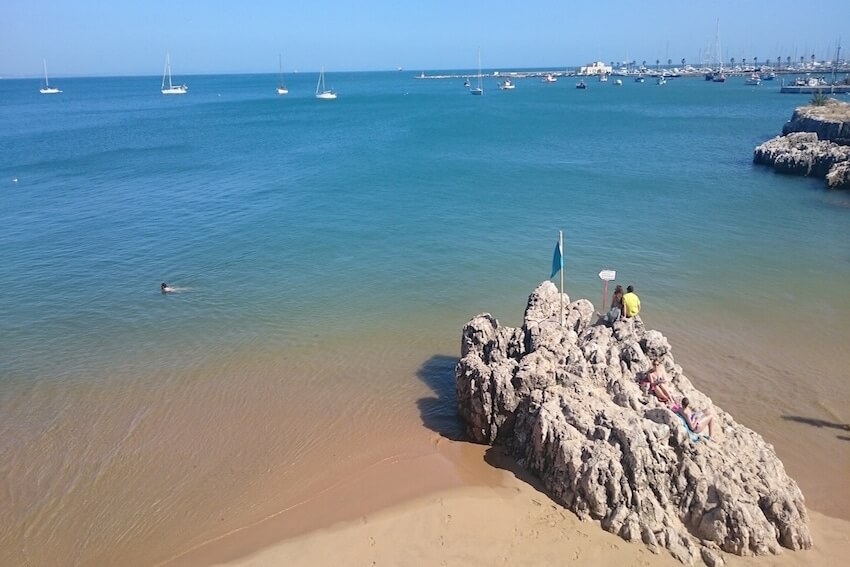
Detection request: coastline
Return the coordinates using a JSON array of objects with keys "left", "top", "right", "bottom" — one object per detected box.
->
[
  {"left": 160, "top": 439, "right": 850, "bottom": 567},
  {"left": 158, "top": 305, "right": 850, "bottom": 567}
]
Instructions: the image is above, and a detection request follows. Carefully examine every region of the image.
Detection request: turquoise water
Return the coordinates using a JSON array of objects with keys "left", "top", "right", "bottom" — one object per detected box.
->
[
  {"left": 2, "top": 72, "right": 848, "bottom": 381},
  {"left": 2, "top": 71, "right": 849, "bottom": 563}
]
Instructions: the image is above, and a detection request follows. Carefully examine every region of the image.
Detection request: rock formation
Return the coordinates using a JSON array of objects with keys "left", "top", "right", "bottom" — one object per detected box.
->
[
  {"left": 754, "top": 98, "right": 850, "bottom": 189},
  {"left": 456, "top": 282, "right": 812, "bottom": 565},
  {"left": 781, "top": 99, "right": 850, "bottom": 145}
]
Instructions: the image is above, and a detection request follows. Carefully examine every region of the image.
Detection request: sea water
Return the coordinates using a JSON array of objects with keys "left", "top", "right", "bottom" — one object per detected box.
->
[{"left": 1, "top": 71, "right": 849, "bottom": 564}]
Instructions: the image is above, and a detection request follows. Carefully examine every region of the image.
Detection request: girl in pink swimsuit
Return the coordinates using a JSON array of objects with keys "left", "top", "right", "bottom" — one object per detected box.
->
[{"left": 679, "top": 397, "right": 717, "bottom": 438}]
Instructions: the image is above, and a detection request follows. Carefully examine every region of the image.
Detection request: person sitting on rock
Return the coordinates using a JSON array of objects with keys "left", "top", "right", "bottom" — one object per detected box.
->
[
  {"left": 640, "top": 358, "right": 673, "bottom": 405},
  {"left": 623, "top": 285, "right": 641, "bottom": 318},
  {"left": 598, "top": 285, "right": 624, "bottom": 326},
  {"left": 678, "top": 397, "right": 717, "bottom": 439}
]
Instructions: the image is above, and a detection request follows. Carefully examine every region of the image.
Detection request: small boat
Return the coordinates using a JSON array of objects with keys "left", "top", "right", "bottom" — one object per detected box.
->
[
  {"left": 635, "top": 75, "right": 645, "bottom": 83},
  {"left": 745, "top": 73, "right": 761, "bottom": 86},
  {"left": 542, "top": 74, "right": 557, "bottom": 83},
  {"left": 463, "top": 78, "right": 470, "bottom": 87},
  {"left": 712, "top": 72, "right": 726, "bottom": 83},
  {"left": 499, "top": 78, "right": 516, "bottom": 90},
  {"left": 613, "top": 79, "right": 623, "bottom": 86},
  {"left": 315, "top": 67, "right": 337, "bottom": 99},
  {"left": 575, "top": 80, "right": 587, "bottom": 89},
  {"left": 276, "top": 54, "right": 289, "bottom": 95},
  {"left": 161, "top": 54, "right": 188, "bottom": 95},
  {"left": 657, "top": 76, "right": 667, "bottom": 85},
  {"left": 763, "top": 72, "right": 777, "bottom": 81},
  {"left": 599, "top": 74, "right": 608, "bottom": 82},
  {"left": 469, "top": 49, "right": 483, "bottom": 95},
  {"left": 39, "top": 59, "right": 61, "bottom": 94}
]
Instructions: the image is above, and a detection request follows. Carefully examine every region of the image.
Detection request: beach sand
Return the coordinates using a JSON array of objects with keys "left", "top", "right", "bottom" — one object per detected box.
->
[{"left": 161, "top": 439, "right": 850, "bottom": 567}]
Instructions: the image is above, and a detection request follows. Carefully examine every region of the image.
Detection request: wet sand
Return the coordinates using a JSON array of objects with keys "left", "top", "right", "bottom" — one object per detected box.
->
[
  {"left": 2, "top": 302, "right": 848, "bottom": 565},
  {"left": 161, "top": 305, "right": 850, "bottom": 567},
  {"left": 159, "top": 442, "right": 850, "bottom": 567}
]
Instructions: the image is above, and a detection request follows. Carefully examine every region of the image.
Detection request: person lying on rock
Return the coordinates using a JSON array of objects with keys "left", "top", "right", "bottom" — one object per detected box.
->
[
  {"left": 678, "top": 397, "right": 717, "bottom": 439},
  {"left": 640, "top": 358, "right": 673, "bottom": 405}
]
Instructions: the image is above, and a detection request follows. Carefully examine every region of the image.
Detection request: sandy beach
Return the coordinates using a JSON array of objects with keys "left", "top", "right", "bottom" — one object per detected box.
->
[{"left": 152, "top": 438, "right": 850, "bottom": 567}]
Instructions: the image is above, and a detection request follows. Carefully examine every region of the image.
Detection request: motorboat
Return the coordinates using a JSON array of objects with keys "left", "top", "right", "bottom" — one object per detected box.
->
[
  {"left": 499, "top": 78, "right": 516, "bottom": 90},
  {"left": 745, "top": 73, "right": 761, "bottom": 86},
  {"left": 542, "top": 74, "right": 557, "bottom": 83},
  {"left": 575, "top": 80, "right": 587, "bottom": 89}
]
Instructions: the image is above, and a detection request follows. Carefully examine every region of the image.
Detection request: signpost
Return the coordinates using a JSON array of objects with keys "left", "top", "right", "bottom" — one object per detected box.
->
[{"left": 598, "top": 269, "right": 616, "bottom": 311}]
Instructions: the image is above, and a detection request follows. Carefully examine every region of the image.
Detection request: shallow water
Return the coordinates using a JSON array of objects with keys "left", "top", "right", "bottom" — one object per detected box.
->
[{"left": 1, "top": 71, "right": 848, "bottom": 564}]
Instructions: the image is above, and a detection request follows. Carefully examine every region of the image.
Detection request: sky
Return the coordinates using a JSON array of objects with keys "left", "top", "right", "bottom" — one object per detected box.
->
[{"left": 2, "top": 0, "right": 849, "bottom": 77}]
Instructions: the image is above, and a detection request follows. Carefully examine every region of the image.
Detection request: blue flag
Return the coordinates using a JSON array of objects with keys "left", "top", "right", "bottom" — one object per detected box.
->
[{"left": 550, "top": 239, "right": 563, "bottom": 279}]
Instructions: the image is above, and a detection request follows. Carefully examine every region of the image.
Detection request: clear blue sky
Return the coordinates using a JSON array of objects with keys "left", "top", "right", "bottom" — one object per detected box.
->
[{"left": 2, "top": 0, "right": 848, "bottom": 77}]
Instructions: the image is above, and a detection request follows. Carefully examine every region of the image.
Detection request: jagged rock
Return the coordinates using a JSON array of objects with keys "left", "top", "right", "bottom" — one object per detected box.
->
[
  {"left": 826, "top": 160, "right": 850, "bottom": 189},
  {"left": 456, "top": 282, "right": 813, "bottom": 565},
  {"left": 754, "top": 99, "right": 850, "bottom": 190},
  {"left": 753, "top": 133, "right": 850, "bottom": 178}
]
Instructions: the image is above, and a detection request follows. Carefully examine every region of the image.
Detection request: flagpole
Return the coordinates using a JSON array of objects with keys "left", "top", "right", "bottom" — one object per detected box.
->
[{"left": 559, "top": 229, "right": 564, "bottom": 327}]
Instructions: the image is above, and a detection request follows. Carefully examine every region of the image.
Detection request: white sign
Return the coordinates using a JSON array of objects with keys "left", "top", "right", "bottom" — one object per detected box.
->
[{"left": 598, "top": 270, "right": 616, "bottom": 281}]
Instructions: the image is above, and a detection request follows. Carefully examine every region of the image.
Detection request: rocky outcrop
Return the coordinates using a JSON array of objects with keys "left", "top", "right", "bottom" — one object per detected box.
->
[
  {"left": 753, "top": 132, "right": 850, "bottom": 187},
  {"left": 754, "top": 99, "right": 850, "bottom": 189},
  {"left": 456, "top": 282, "right": 812, "bottom": 565},
  {"left": 781, "top": 99, "right": 850, "bottom": 145}
]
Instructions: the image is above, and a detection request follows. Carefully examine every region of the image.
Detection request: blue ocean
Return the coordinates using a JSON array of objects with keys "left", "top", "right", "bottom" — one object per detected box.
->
[{"left": 1, "top": 71, "right": 848, "bottom": 564}]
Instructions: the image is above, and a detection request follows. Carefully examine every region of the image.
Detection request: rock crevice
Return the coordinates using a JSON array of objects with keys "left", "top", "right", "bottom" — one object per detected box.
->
[{"left": 455, "top": 282, "right": 812, "bottom": 565}]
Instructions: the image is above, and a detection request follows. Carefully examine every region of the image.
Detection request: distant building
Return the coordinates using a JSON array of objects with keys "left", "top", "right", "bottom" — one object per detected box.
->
[{"left": 579, "top": 61, "right": 613, "bottom": 76}]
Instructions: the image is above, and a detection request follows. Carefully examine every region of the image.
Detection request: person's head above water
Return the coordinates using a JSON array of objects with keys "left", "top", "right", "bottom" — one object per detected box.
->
[{"left": 161, "top": 283, "right": 167, "bottom": 290}]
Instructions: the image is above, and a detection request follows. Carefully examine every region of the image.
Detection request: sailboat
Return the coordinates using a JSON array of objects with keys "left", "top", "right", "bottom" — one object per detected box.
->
[
  {"left": 39, "top": 59, "right": 62, "bottom": 94},
  {"left": 469, "top": 49, "right": 483, "bottom": 95},
  {"left": 315, "top": 67, "right": 337, "bottom": 99},
  {"left": 276, "top": 55, "right": 289, "bottom": 95},
  {"left": 161, "top": 53, "right": 188, "bottom": 95}
]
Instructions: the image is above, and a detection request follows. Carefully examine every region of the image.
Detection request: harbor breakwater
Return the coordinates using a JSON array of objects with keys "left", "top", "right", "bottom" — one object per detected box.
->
[
  {"left": 456, "top": 282, "right": 812, "bottom": 565},
  {"left": 753, "top": 98, "right": 850, "bottom": 189}
]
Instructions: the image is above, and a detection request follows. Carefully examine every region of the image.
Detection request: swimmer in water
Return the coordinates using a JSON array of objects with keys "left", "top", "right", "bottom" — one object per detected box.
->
[{"left": 161, "top": 282, "right": 175, "bottom": 294}]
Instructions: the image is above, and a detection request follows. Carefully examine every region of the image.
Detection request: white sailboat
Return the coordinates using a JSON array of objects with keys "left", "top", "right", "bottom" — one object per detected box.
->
[
  {"left": 315, "top": 67, "right": 337, "bottom": 99},
  {"left": 161, "top": 53, "right": 188, "bottom": 95},
  {"left": 470, "top": 49, "right": 483, "bottom": 95},
  {"left": 39, "top": 59, "right": 61, "bottom": 94},
  {"left": 276, "top": 55, "right": 289, "bottom": 95}
]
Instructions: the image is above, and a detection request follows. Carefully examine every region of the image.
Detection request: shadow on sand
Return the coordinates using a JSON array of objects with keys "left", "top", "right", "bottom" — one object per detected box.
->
[
  {"left": 416, "top": 354, "right": 466, "bottom": 441},
  {"left": 781, "top": 415, "right": 850, "bottom": 431},
  {"left": 782, "top": 415, "right": 850, "bottom": 441}
]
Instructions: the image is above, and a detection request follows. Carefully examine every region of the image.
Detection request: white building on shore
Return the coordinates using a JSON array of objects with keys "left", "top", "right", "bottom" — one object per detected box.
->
[{"left": 578, "top": 61, "right": 613, "bottom": 76}]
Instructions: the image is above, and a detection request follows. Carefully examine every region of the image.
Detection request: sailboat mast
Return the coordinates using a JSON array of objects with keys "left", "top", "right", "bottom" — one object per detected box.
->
[
  {"left": 43, "top": 59, "right": 49, "bottom": 87},
  {"left": 162, "top": 54, "right": 169, "bottom": 90},
  {"left": 478, "top": 48, "right": 482, "bottom": 89}
]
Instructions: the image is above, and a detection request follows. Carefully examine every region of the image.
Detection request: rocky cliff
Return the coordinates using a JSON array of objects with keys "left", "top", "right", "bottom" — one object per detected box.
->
[
  {"left": 456, "top": 282, "right": 812, "bottom": 565},
  {"left": 754, "top": 98, "right": 850, "bottom": 189},
  {"left": 781, "top": 99, "right": 850, "bottom": 145}
]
